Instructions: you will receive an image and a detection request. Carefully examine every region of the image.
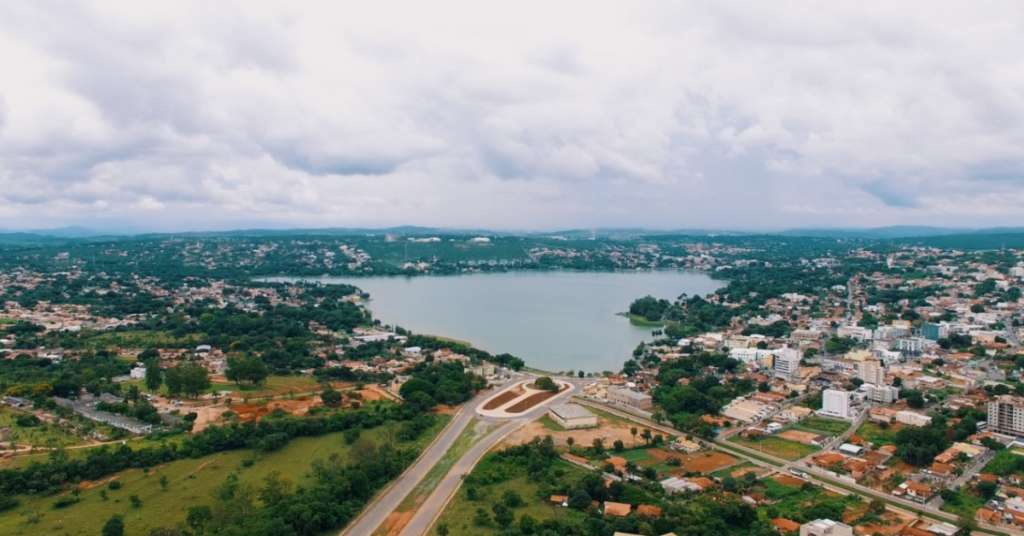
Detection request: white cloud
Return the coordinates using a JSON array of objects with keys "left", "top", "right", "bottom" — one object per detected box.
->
[{"left": 1, "top": 0, "right": 1023, "bottom": 231}]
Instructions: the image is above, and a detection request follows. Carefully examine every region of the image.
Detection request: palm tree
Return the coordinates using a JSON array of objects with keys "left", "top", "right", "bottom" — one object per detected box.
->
[{"left": 630, "top": 427, "right": 638, "bottom": 446}]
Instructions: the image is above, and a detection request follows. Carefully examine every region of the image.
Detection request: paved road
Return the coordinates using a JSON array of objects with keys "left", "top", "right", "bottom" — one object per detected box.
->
[
  {"left": 399, "top": 419, "right": 522, "bottom": 536},
  {"left": 404, "top": 383, "right": 577, "bottom": 535},
  {"left": 340, "top": 379, "right": 515, "bottom": 536}
]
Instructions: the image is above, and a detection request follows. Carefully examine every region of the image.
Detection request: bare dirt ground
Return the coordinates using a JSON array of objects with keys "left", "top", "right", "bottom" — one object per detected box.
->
[
  {"left": 730, "top": 465, "right": 769, "bottom": 479},
  {"left": 505, "top": 385, "right": 568, "bottom": 413},
  {"left": 779, "top": 429, "right": 824, "bottom": 445},
  {"left": 191, "top": 405, "right": 230, "bottom": 433},
  {"left": 377, "top": 510, "right": 414, "bottom": 536},
  {"left": 772, "top": 473, "right": 806, "bottom": 487},
  {"left": 664, "top": 450, "right": 739, "bottom": 474},
  {"left": 501, "top": 416, "right": 636, "bottom": 448},
  {"left": 230, "top": 396, "right": 320, "bottom": 422}
]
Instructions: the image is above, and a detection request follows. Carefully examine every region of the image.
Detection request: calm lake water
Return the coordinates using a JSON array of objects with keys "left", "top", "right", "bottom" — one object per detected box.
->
[{"left": 267, "top": 271, "right": 722, "bottom": 372}]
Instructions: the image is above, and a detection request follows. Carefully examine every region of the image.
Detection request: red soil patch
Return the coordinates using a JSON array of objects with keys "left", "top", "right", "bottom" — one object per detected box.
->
[
  {"left": 378, "top": 510, "right": 414, "bottom": 536},
  {"left": 772, "top": 474, "right": 806, "bottom": 487},
  {"left": 679, "top": 451, "right": 738, "bottom": 473},
  {"left": 230, "top": 397, "right": 319, "bottom": 422},
  {"left": 483, "top": 389, "right": 524, "bottom": 411},
  {"left": 505, "top": 386, "right": 565, "bottom": 413}
]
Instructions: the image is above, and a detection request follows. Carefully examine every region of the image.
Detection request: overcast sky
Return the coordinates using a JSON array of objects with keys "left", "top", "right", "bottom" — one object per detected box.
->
[{"left": 1, "top": 2, "right": 1023, "bottom": 232}]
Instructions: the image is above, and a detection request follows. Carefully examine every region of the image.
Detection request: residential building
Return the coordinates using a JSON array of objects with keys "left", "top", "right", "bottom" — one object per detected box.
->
[
  {"left": 863, "top": 384, "right": 899, "bottom": 404},
  {"left": 988, "top": 395, "right": 1024, "bottom": 437},
  {"left": 895, "top": 410, "right": 932, "bottom": 427},
  {"left": 773, "top": 348, "right": 802, "bottom": 382},
  {"left": 800, "top": 519, "right": 853, "bottom": 536},
  {"left": 857, "top": 360, "right": 886, "bottom": 385},
  {"left": 819, "top": 389, "right": 854, "bottom": 420},
  {"left": 548, "top": 403, "right": 598, "bottom": 429}
]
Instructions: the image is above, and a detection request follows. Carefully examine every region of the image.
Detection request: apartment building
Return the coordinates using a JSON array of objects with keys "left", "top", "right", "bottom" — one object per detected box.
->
[{"left": 988, "top": 395, "right": 1024, "bottom": 437}]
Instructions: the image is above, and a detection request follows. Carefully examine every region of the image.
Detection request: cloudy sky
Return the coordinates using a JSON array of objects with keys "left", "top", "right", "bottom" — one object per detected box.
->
[{"left": 1, "top": 1, "right": 1023, "bottom": 232}]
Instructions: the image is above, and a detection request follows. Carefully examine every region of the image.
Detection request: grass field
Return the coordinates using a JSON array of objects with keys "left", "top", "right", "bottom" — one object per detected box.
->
[
  {"left": 728, "top": 435, "right": 819, "bottom": 460},
  {"left": 854, "top": 422, "right": 900, "bottom": 446},
  {"left": 940, "top": 487, "right": 985, "bottom": 519},
  {"left": 77, "top": 330, "right": 204, "bottom": 350},
  {"left": 537, "top": 415, "right": 566, "bottom": 432},
  {"left": 0, "top": 416, "right": 449, "bottom": 536},
  {"left": 432, "top": 459, "right": 587, "bottom": 536},
  {"left": 0, "top": 407, "right": 84, "bottom": 448},
  {"left": 795, "top": 416, "right": 850, "bottom": 435},
  {"left": 127, "top": 374, "right": 325, "bottom": 400}
]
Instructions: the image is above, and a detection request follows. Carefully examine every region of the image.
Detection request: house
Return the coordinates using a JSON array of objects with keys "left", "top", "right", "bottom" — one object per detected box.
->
[
  {"left": 772, "top": 518, "right": 801, "bottom": 533},
  {"left": 670, "top": 437, "right": 702, "bottom": 453},
  {"left": 799, "top": 519, "right": 853, "bottom": 536},
  {"left": 661, "top": 476, "right": 713, "bottom": 494},
  {"left": 603, "top": 501, "right": 631, "bottom": 517},
  {"left": 894, "top": 481, "right": 934, "bottom": 502},
  {"left": 838, "top": 443, "right": 864, "bottom": 456},
  {"left": 548, "top": 403, "right": 598, "bottom": 429},
  {"left": 549, "top": 495, "right": 568, "bottom": 507}
]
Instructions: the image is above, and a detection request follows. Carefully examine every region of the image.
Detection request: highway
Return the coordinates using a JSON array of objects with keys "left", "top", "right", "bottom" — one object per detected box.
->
[
  {"left": 340, "top": 380, "right": 512, "bottom": 536},
  {"left": 343, "top": 374, "right": 575, "bottom": 536}
]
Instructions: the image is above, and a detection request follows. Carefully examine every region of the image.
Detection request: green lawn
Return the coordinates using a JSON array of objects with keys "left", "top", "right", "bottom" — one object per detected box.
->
[
  {"left": 0, "top": 416, "right": 448, "bottom": 536},
  {"left": 538, "top": 415, "right": 566, "bottom": 432},
  {"left": 940, "top": 487, "right": 985, "bottom": 520},
  {"left": 854, "top": 422, "right": 899, "bottom": 446},
  {"left": 728, "top": 435, "right": 819, "bottom": 461},
  {"left": 795, "top": 416, "right": 850, "bottom": 435},
  {"left": 0, "top": 407, "right": 84, "bottom": 449},
  {"left": 432, "top": 459, "right": 587, "bottom": 536}
]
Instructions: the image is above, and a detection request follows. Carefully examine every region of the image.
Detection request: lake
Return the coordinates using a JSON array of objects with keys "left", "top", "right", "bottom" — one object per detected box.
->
[{"left": 266, "top": 271, "right": 723, "bottom": 372}]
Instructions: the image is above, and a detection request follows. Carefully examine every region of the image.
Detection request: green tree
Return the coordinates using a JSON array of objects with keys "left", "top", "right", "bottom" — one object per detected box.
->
[
  {"left": 144, "top": 360, "right": 163, "bottom": 391},
  {"left": 226, "top": 355, "right": 270, "bottom": 386},
  {"left": 165, "top": 363, "right": 210, "bottom": 398},
  {"left": 102, "top": 515, "right": 124, "bottom": 536}
]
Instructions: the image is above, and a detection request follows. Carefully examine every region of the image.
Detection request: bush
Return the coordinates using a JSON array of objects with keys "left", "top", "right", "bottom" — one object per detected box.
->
[
  {"left": 15, "top": 414, "right": 41, "bottom": 427},
  {"left": 533, "top": 376, "right": 558, "bottom": 392},
  {"left": 254, "top": 432, "right": 289, "bottom": 453},
  {"left": 53, "top": 496, "right": 80, "bottom": 509}
]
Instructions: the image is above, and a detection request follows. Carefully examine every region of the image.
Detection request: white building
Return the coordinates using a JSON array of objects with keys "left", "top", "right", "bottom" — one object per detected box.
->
[
  {"left": 547, "top": 403, "right": 598, "bottom": 429},
  {"left": 895, "top": 410, "right": 932, "bottom": 427},
  {"left": 863, "top": 384, "right": 899, "bottom": 404},
  {"left": 800, "top": 519, "right": 853, "bottom": 536},
  {"left": 857, "top": 360, "right": 886, "bottom": 386},
  {"left": 773, "top": 348, "right": 802, "bottom": 382},
  {"left": 129, "top": 366, "right": 147, "bottom": 380},
  {"left": 819, "top": 389, "right": 854, "bottom": 420},
  {"left": 607, "top": 386, "right": 653, "bottom": 410}
]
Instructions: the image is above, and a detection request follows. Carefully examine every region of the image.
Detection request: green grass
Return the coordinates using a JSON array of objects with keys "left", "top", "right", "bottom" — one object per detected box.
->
[
  {"left": 983, "top": 449, "right": 1024, "bottom": 477},
  {"left": 0, "top": 416, "right": 448, "bottom": 536},
  {"left": 627, "top": 314, "right": 665, "bottom": 327},
  {"left": 538, "top": 415, "right": 566, "bottom": 432},
  {"left": 0, "top": 407, "right": 84, "bottom": 448},
  {"left": 795, "top": 416, "right": 850, "bottom": 435},
  {"left": 432, "top": 459, "right": 587, "bottom": 536},
  {"left": 618, "top": 448, "right": 652, "bottom": 463},
  {"left": 728, "top": 435, "right": 819, "bottom": 461},
  {"left": 77, "top": 330, "right": 204, "bottom": 350},
  {"left": 854, "top": 422, "right": 899, "bottom": 446},
  {"left": 940, "top": 487, "right": 986, "bottom": 520}
]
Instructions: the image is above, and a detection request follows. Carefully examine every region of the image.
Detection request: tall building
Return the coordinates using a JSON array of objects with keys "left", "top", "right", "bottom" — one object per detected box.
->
[
  {"left": 819, "top": 389, "right": 853, "bottom": 420},
  {"left": 857, "top": 360, "right": 886, "bottom": 386},
  {"left": 864, "top": 384, "right": 899, "bottom": 404},
  {"left": 800, "top": 519, "right": 853, "bottom": 536},
  {"left": 988, "top": 395, "right": 1024, "bottom": 437},
  {"left": 773, "top": 348, "right": 802, "bottom": 382}
]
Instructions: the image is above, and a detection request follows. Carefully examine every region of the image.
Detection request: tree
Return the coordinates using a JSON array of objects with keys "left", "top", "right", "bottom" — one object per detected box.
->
[
  {"left": 320, "top": 387, "right": 343, "bottom": 407},
  {"left": 165, "top": 363, "right": 210, "bottom": 398},
  {"left": 613, "top": 439, "right": 624, "bottom": 452},
  {"left": 568, "top": 489, "right": 591, "bottom": 510},
  {"left": 758, "top": 381, "right": 770, "bottom": 393},
  {"left": 533, "top": 376, "right": 558, "bottom": 391},
  {"left": 641, "top": 428, "right": 653, "bottom": 445},
  {"left": 226, "top": 355, "right": 270, "bottom": 386},
  {"left": 144, "top": 361, "right": 162, "bottom": 391},
  {"left": 502, "top": 489, "right": 524, "bottom": 508},
  {"left": 630, "top": 426, "right": 638, "bottom": 445},
  {"left": 102, "top": 515, "right": 125, "bottom": 536}
]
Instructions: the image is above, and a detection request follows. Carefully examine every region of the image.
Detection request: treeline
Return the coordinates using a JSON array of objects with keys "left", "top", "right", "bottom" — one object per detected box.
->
[
  {"left": 652, "top": 353, "right": 752, "bottom": 437},
  {"left": 0, "top": 404, "right": 427, "bottom": 496},
  {"left": 404, "top": 334, "right": 525, "bottom": 370},
  {"left": 399, "top": 361, "right": 487, "bottom": 410}
]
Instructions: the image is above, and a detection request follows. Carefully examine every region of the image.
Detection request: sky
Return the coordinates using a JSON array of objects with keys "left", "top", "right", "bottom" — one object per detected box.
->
[{"left": 1, "top": 1, "right": 1023, "bottom": 233}]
